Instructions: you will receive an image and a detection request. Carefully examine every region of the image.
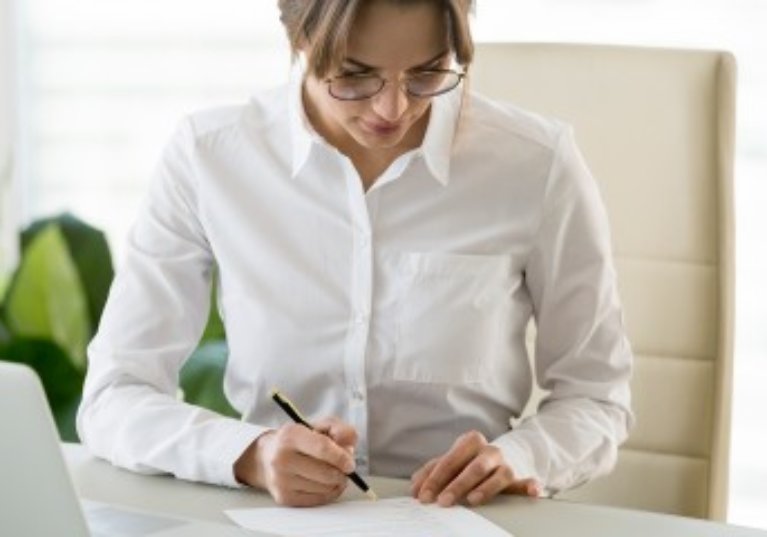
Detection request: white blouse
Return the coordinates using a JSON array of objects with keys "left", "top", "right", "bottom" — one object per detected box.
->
[{"left": 77, "top": 67, "right": 633, "bottom": 494}]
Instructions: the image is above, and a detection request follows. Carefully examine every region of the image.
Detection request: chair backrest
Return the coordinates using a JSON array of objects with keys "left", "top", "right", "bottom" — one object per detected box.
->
[{"left": 470, "top": 43, "right": 736, "bottom": 520}]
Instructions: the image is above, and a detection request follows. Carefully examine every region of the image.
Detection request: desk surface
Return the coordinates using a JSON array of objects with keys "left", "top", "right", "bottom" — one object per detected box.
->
[{"left": 64, "top": 444, "right": 765, "bottom": 537}]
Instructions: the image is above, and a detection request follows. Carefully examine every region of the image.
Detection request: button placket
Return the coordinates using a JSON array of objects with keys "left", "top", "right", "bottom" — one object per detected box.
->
[
  {"left": 351, "top": 387, "right": 365, "bottom": 403},
  {"left": 341, "top": 158, "right": 374, "bottom": 472}
]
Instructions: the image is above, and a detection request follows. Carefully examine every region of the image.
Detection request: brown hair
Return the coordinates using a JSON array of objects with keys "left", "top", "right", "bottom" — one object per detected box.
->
[{"left": 278, "top": 0, "right": 474, "bottom": 79}]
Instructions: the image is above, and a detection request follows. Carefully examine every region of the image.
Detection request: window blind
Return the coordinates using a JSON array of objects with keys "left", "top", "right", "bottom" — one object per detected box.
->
[{"left": 17, "top": 0, "right": 290, "bottom": 254}]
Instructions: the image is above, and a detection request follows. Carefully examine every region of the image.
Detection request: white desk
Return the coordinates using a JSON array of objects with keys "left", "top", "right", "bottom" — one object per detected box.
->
[{"left": 65, "top": 444, "right": 766, "bottom": 536}]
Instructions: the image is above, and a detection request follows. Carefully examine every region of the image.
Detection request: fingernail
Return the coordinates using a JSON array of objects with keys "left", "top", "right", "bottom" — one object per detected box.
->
[
  {"left": 419, "top": 489, "right": 434, "bottom": 503},
  {"left": 438, "top": 492, "right": 455, "bottom": 507},
  {"left": 468, "top": 491, "right": 483, "bottom": 505},
  {"left": 529, "top": 482, "right": 541, "bottom": 497}
]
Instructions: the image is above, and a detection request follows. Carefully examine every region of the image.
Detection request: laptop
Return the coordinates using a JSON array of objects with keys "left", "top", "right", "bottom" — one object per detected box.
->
[{"left": 0, "top": 361, "right": 275, "bottom": 536}]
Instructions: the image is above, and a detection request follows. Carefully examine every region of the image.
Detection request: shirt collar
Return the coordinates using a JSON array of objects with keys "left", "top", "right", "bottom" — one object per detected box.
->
[
  {"left": 287, "top": 61, "right": 463, "bottom": 185},
  {"left": 287, "top": 62, "right": 317, "bottom": 179},
  {"left": 418, "top": 87, "right": 462, "bottom": 186}
]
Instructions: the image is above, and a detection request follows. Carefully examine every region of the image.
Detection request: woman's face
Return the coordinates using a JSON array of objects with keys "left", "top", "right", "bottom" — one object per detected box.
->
[{"left": 303, "top": 0, "right": 450, "bottom": 154}]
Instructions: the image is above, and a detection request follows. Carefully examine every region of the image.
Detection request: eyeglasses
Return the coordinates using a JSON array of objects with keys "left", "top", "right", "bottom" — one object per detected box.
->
[{"left": 325, "top": 69, "right": 465, "bottom": 101}]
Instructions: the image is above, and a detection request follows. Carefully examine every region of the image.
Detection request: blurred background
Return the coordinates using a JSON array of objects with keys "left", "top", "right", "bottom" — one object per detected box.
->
[{"left": 1, "top": 0, "right": 765, "bottom": 528}]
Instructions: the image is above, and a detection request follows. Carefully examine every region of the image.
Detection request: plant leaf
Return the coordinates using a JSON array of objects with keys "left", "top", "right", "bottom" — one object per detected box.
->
[
  {"left": 0, "top": 270, "right": 9, "bottom": 303},
  {"left": 52, "top": 397, "right": 82, "bottom": 443},
  {"left": 180, "top": 340, "right": 238, "bottom": 418},
  {"left": 200, "top": 272, "right": 226, "bottom": 343},
  {"left": 4, "top": 224, "right": 90, "bottom": 369},
  {"left": 21, "top": 213, "right": 114, "bottom": 333},
  {"left": 0, "top": 318, "right": 9, "bottom": 343}
]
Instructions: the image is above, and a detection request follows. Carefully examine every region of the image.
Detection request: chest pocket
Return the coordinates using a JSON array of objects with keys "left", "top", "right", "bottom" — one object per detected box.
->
[{"left": 392, "top": 252, "right": 514, "bottom": 384}]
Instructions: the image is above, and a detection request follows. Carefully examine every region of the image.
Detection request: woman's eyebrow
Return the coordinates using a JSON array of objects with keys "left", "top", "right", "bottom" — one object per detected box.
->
[
  {"left": 342, "top": 50, "right": 450, "bottom": 71},
  {"left": 340, "top": 58, "right": 375, "bottom": 70}
]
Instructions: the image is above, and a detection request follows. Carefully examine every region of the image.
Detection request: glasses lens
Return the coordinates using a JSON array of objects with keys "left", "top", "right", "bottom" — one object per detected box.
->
[
  {"left": 407, "top": 71, "right": 462, "bottom": 97},
  {"left": 329, "top": 75, "right": 384, "bottom": 100}
]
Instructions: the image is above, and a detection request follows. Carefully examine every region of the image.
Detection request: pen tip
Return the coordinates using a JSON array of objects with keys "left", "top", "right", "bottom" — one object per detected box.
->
[{"left": 366, "top": 490, "right": 378, "bottom": 501}]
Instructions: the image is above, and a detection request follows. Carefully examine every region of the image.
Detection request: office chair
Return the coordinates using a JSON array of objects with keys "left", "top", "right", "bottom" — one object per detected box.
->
[{"left": 470, "top": 43, "right": 736, "bottom": 520}]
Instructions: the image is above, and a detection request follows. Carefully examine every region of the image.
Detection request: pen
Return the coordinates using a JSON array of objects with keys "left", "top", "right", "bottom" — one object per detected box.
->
[{"left": 270, "top": 389, "right": 378, "bottom": 501}]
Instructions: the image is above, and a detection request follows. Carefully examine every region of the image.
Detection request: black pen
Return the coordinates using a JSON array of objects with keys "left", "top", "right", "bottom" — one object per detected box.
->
[{"left": 270, "top": 389, "right": 378, "bottom": 500}]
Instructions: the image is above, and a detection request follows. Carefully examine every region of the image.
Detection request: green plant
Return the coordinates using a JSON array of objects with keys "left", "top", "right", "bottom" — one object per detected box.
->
[
  {"left": 0, "top": 317, "right": 9, "bottom": 342},
  {"left": 180, "top": 340, "right": 238, "bottom": 418},
  {"left": 0, "top": 213, "right": 236, "bottom": 441}
]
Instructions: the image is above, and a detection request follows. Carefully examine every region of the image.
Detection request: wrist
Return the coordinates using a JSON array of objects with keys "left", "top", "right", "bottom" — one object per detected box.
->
[{"left": 234, "top": 430, "right": 274, "bottom": 488}]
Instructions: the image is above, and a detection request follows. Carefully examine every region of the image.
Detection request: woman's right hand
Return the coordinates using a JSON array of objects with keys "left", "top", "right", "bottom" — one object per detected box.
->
[{"left": 234, "top": 417, "right": 358, "bottom": 507}]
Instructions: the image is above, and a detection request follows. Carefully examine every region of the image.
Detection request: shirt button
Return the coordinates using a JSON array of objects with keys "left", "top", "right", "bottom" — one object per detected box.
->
[
  {"left": 354, "top": 314, "right": 367, "bottom": 325},
  {"left": 359, "top": 235, "right": 370, "bottom": 249},
  {"left": 352, "top": 389, "right": 365, "bottom": 402}
]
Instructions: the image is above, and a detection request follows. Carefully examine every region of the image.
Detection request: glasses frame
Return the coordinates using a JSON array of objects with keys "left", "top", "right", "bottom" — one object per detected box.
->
[{"left": 325, "top": 68, "right": 466, "bottom": 101}]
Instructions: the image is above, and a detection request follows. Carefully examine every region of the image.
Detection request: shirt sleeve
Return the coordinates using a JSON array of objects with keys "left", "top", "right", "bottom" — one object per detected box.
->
[
  {"left": 491, "top": 126, "right": 634, "bottom": 493},
  {"left": 76, "top": 118, "right": 268, "bottom": 487}
]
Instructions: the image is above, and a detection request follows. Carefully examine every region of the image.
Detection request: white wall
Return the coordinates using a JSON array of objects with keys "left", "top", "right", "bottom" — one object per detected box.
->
[{"left": 0, "top": 0, "right": 19, "bottom": 274}]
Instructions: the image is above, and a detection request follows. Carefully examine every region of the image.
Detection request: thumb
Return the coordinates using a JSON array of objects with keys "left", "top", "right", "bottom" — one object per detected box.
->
[{"left": 314, "top": 417, "right": 358, "bottom": 450}]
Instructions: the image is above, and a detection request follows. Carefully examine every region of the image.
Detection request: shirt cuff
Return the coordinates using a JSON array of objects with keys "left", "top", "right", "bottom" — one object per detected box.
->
[
  {"left": 203, "top": 419, "right": 272, "bottom": 488},
  {"left": 491, "top": 432, "right": 539, "bottom": 484}
]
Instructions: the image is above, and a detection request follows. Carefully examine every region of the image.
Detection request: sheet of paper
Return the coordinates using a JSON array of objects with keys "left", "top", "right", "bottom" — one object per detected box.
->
[{"left": 225, "top": 496, "right": 512, "bottom": 537}]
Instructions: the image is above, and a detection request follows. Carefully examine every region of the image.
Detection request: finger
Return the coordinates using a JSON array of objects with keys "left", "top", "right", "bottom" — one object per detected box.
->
[
  {"left": 273, "top": 487, "right": 340, "bottom": 508},
  {"left": 437, "top": 450, "right": 501, "bottom": 507},
  {"left": 504, "top": 477, "right": 542, "bottom": 497},
  {"left": 269, "top": 427, "right": 349, "bottom": 487},
  {"left": 286, "top": 467, "right": 348, "bottom": 495},
  {"left": 287, "top": 452, "right": 349, "bottom": 488},
  {"left": 314, "top": 417, "right": 358, "bottom": 451},
  {"left": 464, "top": 466, "right": 515, "bottom": 506},
  {"left": 267, "top": 450, "right": 347, "bottom": 505},
  {"left": 289, "top": 425, "right": 355, "bottom": 474},
  {"left": 418, "top": 431, "right": 487, "bottom": 503},
  {"left": 410, "top": 458, "right": 439, "bottom": 497}
]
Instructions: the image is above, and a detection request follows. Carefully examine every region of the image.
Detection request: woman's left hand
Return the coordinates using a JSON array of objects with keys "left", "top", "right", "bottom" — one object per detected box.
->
[{"left": 410, "top": 430, "right": 541, "bottom": 507}]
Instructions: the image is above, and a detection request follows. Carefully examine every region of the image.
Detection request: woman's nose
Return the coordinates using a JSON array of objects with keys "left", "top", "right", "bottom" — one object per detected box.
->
[{"left": 371, "top": 81, "right": 409, "bottom": 122}]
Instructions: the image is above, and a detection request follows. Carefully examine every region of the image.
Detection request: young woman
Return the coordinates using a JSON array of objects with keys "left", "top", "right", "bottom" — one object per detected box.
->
[{"left": 78, "top": 0, "right": 633, "bottom": 509}]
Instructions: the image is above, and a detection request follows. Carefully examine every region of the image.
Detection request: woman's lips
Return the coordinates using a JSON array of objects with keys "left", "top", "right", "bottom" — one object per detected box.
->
[{"left": 360, "top": 118, "right": 402, "bottom": 136}]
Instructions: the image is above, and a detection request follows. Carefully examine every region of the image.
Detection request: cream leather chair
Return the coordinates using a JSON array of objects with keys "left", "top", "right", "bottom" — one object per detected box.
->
[{"left": 470, "top": 43, "right": 736, "bottom": 520}]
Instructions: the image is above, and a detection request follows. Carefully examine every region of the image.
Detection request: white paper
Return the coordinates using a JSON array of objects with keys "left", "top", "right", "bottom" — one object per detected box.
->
[{"left": 225, "top": 497, "right": 512, "bottom": 537}]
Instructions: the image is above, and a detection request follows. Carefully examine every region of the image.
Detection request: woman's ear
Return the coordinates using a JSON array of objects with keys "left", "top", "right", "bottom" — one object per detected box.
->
[{"left": 296, "top": 33, "right": 311, "bottom": 55}]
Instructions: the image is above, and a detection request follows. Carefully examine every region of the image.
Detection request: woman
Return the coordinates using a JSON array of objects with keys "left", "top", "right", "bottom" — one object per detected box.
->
[{"left": 78, "top": 0, "right": 633, "bottom": 509}]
